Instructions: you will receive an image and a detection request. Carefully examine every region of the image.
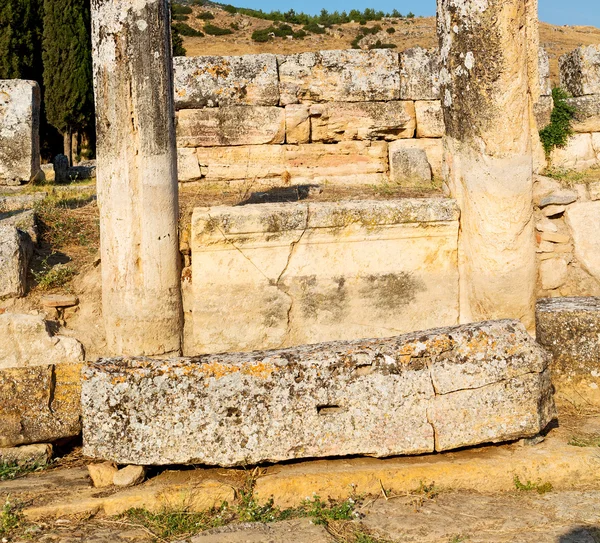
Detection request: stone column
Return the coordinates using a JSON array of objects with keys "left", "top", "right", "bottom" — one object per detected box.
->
[
  {"left": 91, "top": 0, "right": 183, "bottom": 355},
  {"left": 437, "top": 0, "right": 539, "bottom": 330}
]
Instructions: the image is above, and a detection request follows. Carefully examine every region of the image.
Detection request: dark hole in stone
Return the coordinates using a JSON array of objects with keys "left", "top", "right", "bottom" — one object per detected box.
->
[
  {"left": 317, "top": 405, "right": 343, "bottom": 415},
  {"left": 226, "top": 407, "right": 241, "bottom": 418}
]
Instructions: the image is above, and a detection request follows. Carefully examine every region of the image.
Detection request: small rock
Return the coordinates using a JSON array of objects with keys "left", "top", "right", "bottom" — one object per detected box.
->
[
  {"left": 0, "top": 443, "right": 52, "bottom": 465},
  {"left": 41, "top": 295, "right": 79, "bottom": 309},
  {"left": 88, "top": 462, "right": 118, "bottom": 488},
  {"left": 540, "top": 232, "right": 570, "bottom": 243},
  {"left": 533, "top": 175, "right": 561, "bottom": 205},
  {"left": 540, "top": 257, "right": 569, "bottom": 290},
  {"left": 537, "top": 241, "right": 556, "bottom": 253},
  {"left": 535, "top": 219, "right": 558, "bottom": 233},
  {"left": 589, "top": 181, "right": 600, "bottom": 201},
  {"left": 539, "top": 190, "right": 578, "bottom": 208},
  {"left": 113, "top": 465, "right": 146, "bottom": 487},
  {"left": 574, "top": 183, "right": 589, "bottom": 202},
  {"left": 543, "top": 204, "right": 566, "bottom": 217}
]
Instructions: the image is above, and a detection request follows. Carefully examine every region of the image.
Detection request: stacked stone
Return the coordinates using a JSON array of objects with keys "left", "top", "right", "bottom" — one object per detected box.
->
[
  {"left": 173, "top": 48, "right": 444, "bottom": 188},
  {"left": 534, "top": 175, "right": 600, "bottom": 296},
  {"left": 553, "top": 45, "right": 600, "bottom": 170}
]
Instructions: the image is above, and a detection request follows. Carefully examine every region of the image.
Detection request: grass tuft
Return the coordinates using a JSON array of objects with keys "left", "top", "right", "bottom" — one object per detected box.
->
[{"left": 513, "top": 475, "right": 553, "bottom": 494}]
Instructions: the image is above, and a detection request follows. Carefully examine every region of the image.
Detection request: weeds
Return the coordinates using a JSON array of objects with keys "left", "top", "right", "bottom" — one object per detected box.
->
[
  {"left": 0, "top": 461, "right": 47, "bottom": 482},
  {"left": 568, "top": 434, "right": 600, "bottom": 447},
  {"left": 539, "top": 87, "right": 576, "bottom": 157},
  {"left": 513, "top": 475, "right": 553, "bottom": 494},
  {"left": 544, "top": 166, "right": 600, "bottom": 186},
  {"left": 0, "top": 498, "right": 21, "bottom": 537},
  {"left": 32, "top": 258, "right": 77, "bottom": 291}
]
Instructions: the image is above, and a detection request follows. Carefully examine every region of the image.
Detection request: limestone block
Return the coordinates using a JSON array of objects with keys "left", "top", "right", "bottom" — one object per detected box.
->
[
  {"left": 81, "top": 320, "right": 555, "bottom": 466},
  {"left": 0, "top": 226, "right": 32, "bottom": 299},
  {"left": 278, "top": 50, "right": 401, "bottom": 105},
  {"left": 0, "top": 209, "right": 37, "bottom": 244},
  {"left": 534, "top": 95, "right": 554, "bottom": 130},
  {"left": 539, "top": 258, "right": 569, "bottom": 290},
  {"left": 565, "top": 202, "right": 600, "bottom": 283},
  {"left": 285, "top": 105, "right": 310, "bottom": 144},
  {"left": 550, "top": 133, "right": 597, "bottom": 170},
  {"left": 0, "top": 80, "right": 41, "bottom": 185},
  {"left": 173, "top": 54, "right": 279, "bottom": 108},
  {"left": 399, "top": 47, "right": 441, "bottom": 100},
  {"left": 389, "top": 147, "right": 432, "bottom": 185},
  {"left": 559, "top": 45, "right": 600, "bottom": 97},
  {"left": 88, "top": 462, "right": 118, "bottom": 488},
  {"left": 0, "top": 193, "right": 46, "bottom": 213},
  {"left": 533, "top": 175, "right": 561, "bottom": 206},
  {"left": 113, "top": 465, "right": 146, "bottom": 487},
  {"left": 388, "top": 139, "right": 443, "bottom": 180},
  {"left": 539, "top": 189, "right": 578, "bottom": 208},
  {"left": 0, "top": 443, "right": 52, "bottom": 465},
  {"left": 191, "top": 199, "right": 459, "bottom": 354},
  {"left": 0, "top": 362, "right": 82, "bottom": 447},
  {"left": 0, "top": 313, "right": 84, "bottom": 370},
  {"left": 310, "top": 101, "right": 415, "bottom": 142},
  {"left": 536, "top": 297, "right": 600, "bottom": 383},
  {"left": 567, "top": 95, "right": 600, "bottom": 133},
  {"left": 539, "top": 48, "right": 552, "bottom": 96},
  {"left": 415, "top": 101, "right": 444, "bottom": 138},
  {"left": 176, "top": 107, "right": 285, "bottom": 147},
  {"left": 589, "top": 181, "right": 600, "bottom": 201},
  {"left": 593, "top": 133, "right": 600, "bottom": 159},
  {"left": 177, "top": 148, "right": 202, "bottom": 182}
]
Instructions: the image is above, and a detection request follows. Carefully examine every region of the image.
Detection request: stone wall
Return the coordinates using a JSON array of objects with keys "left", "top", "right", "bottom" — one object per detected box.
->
[{"left": 187, "top": 198, "right": 459, "bottom": 354}]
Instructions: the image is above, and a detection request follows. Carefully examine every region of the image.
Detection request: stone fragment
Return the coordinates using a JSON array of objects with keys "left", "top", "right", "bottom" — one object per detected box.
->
[
  {"left": 41, "top": 295, "right": 79, "bottom": 308},
  {"left": 177, "top": 148, "right": 202, "bottom": 182},
  {"left": 278, "top": 50, "right": 400, "bottom": 105},
  {"left": 567, "top": 95, "right": 600, "bottom": 133},
  {"left": 574, "top": 183, "right": 590, "bottom": 202},
  {"left": 0, "top": 193, "right": 46, "bottom": 213},
  {"left": 537, "top": 241, "right": 556, "bottom": 253},
  {"left": 176, "top": 107, "right": 285, "bottom": 147},
  {"left": 540, "top": 258, "right": 569, "bottom": 290},
  {"left": 0, "top": 313, "right": 84, "bottom": 370},
  {"left": 113, "top": 465, "right": 146, "bottom": 487},
  {"left": 540, "top": 232, "right": 570, "bottom": 244},
  {"left": 310, "top": 101, "right": 415, "bottom": 142},
  {"left": 0, "top": 443, "right": 52, "bottom": 465},
  {"left": 0, "top": 80, "right": 41, "bottom": 185},
  {"left": 399, "top": 47, "right": 441, "bottom": 100},
  {"left": 589, "top": 181, "right": 600, "bottom": 201},
  {"left": 415, "top": 100, "right": 444, "bottom": 138},
  {"left": 285, "top": 105, "right": 310, "bottom": 144},
  {"left": 550, "top": 133, "right": 597, "bottom": 171},
  {"left": 0, "top": 226, "right": 32, "bottom": 299},
  {"left": 543, "top": 205, "right": 566, "bottom": 217},
  {"left": 0, "top": 362, "right": 82, "bottom": 447},
  {"left": 536, "top": 219, "right": 558, "bottom": 233},
  {"left": 389, "top": 147, "right": 432, "bottom": 185},
  {"left": 533, "top": 175, "right": 562, "bottom": 205},
  {"left": 536, "top": 297, "right": 600, "bottom": 383},
  {"left": 41, "top": 163, "right": 55, "bottom": 183},
  {"left": 0, "top": 209, "right": 37, "bottom": 244},
  {"left": 174, "top": 54, "right": 279, "bottom": 108},
  {"left": 191, "top": 199, "right": 459, "bottom": 354},
  {"left": 565, "top": 202, "right": 600, "bottom": 282},
  {"left": 534, "top": 95, "right": 554, "bottom": 129},
  {"left": 389, "top": 139, "right": 443, "bottom": 180},
  {"left": 82, "top": 320, "right": 555, "bottom": 466},
  {"left": 559, "top": 45, "right": 600, "bottom": 97},
  {"left": 53, "top": 155, "right": 69, "bottom": 184},
  {"left": 539, "top": 48, "right": 552, "bottom": 96},
  {"left": 88, "top": 462, "right": 118, "bottom": 488}
]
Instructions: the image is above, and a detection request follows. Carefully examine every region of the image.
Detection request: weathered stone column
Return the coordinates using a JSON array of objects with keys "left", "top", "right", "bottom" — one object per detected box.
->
[
  {"left": 91, "top": 0, "right": 183, "bottom": 355},
  {"left": 438, "top": 0, "right": 540, "bottom": 330}
]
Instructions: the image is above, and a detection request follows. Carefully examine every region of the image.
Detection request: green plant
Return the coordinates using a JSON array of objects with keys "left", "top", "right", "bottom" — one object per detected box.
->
[
  {"left": 196, "top": 11, "right": 215, "bottom": 19},
  {"left": 172, "top": 22, "right": 204, "bottom": 37},
  {"left": 172, "top": 13, "right": 189, "bottom": 21},
  {"left": 449, "top": 536, "right": 467, "bottom": 543},
  {"left": 251, "top": 28, "right": 272, "bottom": 42},
  {"left": 568, "top": 434, "right": 600, "bottom": 447},
  {"left": 369, "top": 41, "right": 397, "bottom": 49},
  {"left": 513, "top": 475, "right": 553, "bottom": 494},
  {"left": 223, "top": 4, "right": 237, "bottom": 14},
  {"left": 386, "top": 26, "right": 395, "bottom": 33},
  {"left": 0, "top": 498, "right": 20, "bottom": 536},
  {"left": 230, "top": 22, "right": 239, "bottom": 30},
  {"left": 293, "top": 29, "right": 307, "bottom": 39},
  {"left": 539, "top": 87, "right": 577, "bottom": 157},
  {"left": 172, "top": 26, "right": 187, "bottom": 56},
  {"left": 303, "top": 21, "right": 326, "bottom": 34},
  {"left": 203, "top": 24, "right": 233, "bottom": 35},
  {"left": 172, "top": 4, "right": 193, "bottom": 15},
  {"left": 0, "top": 461, "right": 47, "bottom": 482},
  {"left": 32, "top": 258, "right": 77, "bottom": 290}
]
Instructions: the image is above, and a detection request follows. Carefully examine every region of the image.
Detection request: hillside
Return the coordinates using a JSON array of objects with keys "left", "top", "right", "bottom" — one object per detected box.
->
[{"left": 177, "top": 4, "right": 600, "bottom": 84}]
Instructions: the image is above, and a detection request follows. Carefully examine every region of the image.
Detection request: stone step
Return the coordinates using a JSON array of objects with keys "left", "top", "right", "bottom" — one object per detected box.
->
[{"left": 82, "top": 320, "right": 556, "bottom": 467}]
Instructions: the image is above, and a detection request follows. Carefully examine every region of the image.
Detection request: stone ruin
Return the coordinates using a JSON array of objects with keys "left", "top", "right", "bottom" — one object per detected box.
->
[{"left": 3, "top": 0, "right": 600, "bottom": 472}]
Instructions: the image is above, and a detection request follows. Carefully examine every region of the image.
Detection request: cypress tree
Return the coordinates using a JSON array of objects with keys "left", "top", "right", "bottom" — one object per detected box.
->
[{"left": 42, "top": 0, "right": 94, "bottom": 164}]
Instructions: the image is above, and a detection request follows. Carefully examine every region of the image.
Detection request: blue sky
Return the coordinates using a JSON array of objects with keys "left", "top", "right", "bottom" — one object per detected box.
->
[{"left": 235, "top": 0, "right": 600, "bottom": 27}]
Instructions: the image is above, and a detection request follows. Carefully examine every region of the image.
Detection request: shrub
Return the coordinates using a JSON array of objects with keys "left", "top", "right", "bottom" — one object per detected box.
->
[
  {"left": 172, "top": 27, "right": 187, "bottom": 56},
  {"left": 172, "top": 13, "right": 188, "bottom": 21},
  {"left": 407, "top": 11, "right": 415, "bottom": 18},
  {"left": 251, "top": 28, "right": 271, "bottom": 42},
  {"left": 303, "top": 21, "right": 326, "bottom": 34},
  {"left": 359, "top": 24, "right": 382, "bottom": 35},
  {"left": 172, "top": 22, "right": 204, "bottom": 37},
  {"left": 196, "top": 11, "right": 215, "bottom": 19},
  {"left": 386, "top": 26, "right": 395, "bottom": 33},
  {"left": 204, "top": 24, "right": 233, "bottom": 35},
  {"left": 172, "top": 4, "right": 193, "bottom": 15},
  {"left": 369, "top": 41, "right": 397, "bottom": 49},
  {"left": 293, "top": 29, "right": 307, "bottom": 39},
  {"left": 539, "top": 87, "right": 577, "bottom": 157},
  {"left": 223, "top": 4, "right": 237, "bottom": 14},
  {"left": 230, "top": 22, "right": 239, "bottom": 30}
]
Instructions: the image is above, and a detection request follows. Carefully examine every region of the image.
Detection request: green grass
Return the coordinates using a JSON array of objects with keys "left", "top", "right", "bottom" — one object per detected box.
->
[
  {"left": 513, "top": 475, "right": 553, "bottom": 494},
  {"left": 0, "top": 499, "right": 21, "bottom": 537},
  {"left": 0, "top": 461, "right": 47, "bottom": 482},
  {"left": 568, "top": 434, "right": 600, "bottom": 447},
  {"left": 544, "top": 166, "right": 600, "bottom": 186}
]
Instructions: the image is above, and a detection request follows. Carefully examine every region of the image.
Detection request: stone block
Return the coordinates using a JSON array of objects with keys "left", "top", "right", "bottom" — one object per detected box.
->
[
  {"left": 539, "top": 48, "right": 552, "bottom": 96},
  {"left": 285, "top": 105, "right": 310, "bottom": 144},
  {"left": 177, "top": 148, "right": 202, "bottom": 182},
  {"left": 389, "top": 147, "right": 432, "bottom": 185},
  {"left": 539, "top": 189, "right": 578, "bottom": 208},
  {"left": 539, "top": 257, "right": 569, "bottom": 290},
  {"left": 81, "top": 320, "right": 555, "bottom": 466},
  {"left": 550, "top": 133, "right": 597, "bottom": 171},
  {"left": 0, "top": 80, "right": 41, "bottom": 185},
  {"left": 176, "top": 106, "right": 285, "bottom": 147},
  {"left": 0, "top": 193, "right": 46, "bottom": 213},
  {"left": 534, "top": 95, "right": 554, "bottom": 130},
  {"left": 415, "top": 100, "right": 444, "bottom": 138},
  {"left": 0, "top": 226, "right": 32, "bottom": 299},
  {"left": 278, "top": 50, "right": 401, "bottom": 105},
  {"left": 173, "top": 54, "right": 279, "bottom": 109},
  {"left": 565, "top": 202, "right": 600, "bottom": 283},
  {"left": 53, "top": 155, "right": 69, "bottom": 184},
  {"left": 399, "top": 47, "right": 441, "bottom": 100},
  {"left": 0, "top": 443, "right": 52, "bottom": 465},
  {"left": 310, "top": 101, "right": 415, "bottom": 142},
  {"left": 589, "top": 181, "right": 600, "bottom": 201},
  {"left": 190, "top": 199, "right": 459, "bottom": 354},
  {"left": 88, "top": 462, "right": 118, "bottom": 488},
  {"left": 536, "top": 297, "right": 600, "bottom": 384},
  {"left": 566, "top": 95, "right": 600, "bottom": 133},
  {"left": 559, "top": 45, "right": 600, "bottom": 97},
  {"left": 389, "top": 139, "right": 444, "bottom": 181},
  {"left": 0, "top": 362, "right": 82, "bottom": 447},
  {"left": 0, "top": 209, "right": 37, "bottom": 244}
]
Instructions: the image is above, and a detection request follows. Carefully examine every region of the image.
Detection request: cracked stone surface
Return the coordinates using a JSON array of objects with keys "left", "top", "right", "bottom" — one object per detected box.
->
[
  {"left": 189, "top": 199, "right": 459, "bottom": 354},
  {"left": 82, "top": 319, "right": 555, "bottom": 466}
]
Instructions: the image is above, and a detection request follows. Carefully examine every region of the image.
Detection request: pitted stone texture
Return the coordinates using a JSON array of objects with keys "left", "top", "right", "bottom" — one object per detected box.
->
[
  {"left": 310, "top": 101, "right": 415, "bottom": 142},
  {"left": 389, "top": 139, "right": 443, "bottom": 180},
  {"left": 278, "top": 50, "right": 400, "bottom": 105},
  {"left": 0, "top": 362, "right": 82, "bottom": 447},
  {"left": 399, "top": 47, "right": 441, "bottom": 100},
  {"left": 566, "top": 95, "right": 600, "bottom": 133},
  {"left": 559, "top": 45, "right": 600, "bottom": 97},
  {"left": 190, "top": 199, "right": 459, "bottom": 354},
  {"left": 534, "top": 95, "right": 554, "bottom": 130},
  {"left": 285, "top": 105, "right": 310, "bottom": 144},
  {"left": 177, "top": 147, "right": 202, "bottom": 182},
  {"left": 539, "top": 48, "right": 552, "bottom": 96},
  {"left": 174, "top": 54, "right": 279, "bottom": 109},
  {"left": 0, "top": 313, "right": 84, "bottom": 370},
  {"left": 536, "top": 297, "right": 600, "bottom": 384},
  {"left": 415, "top": 101, "right": 444, "bottom": 138},
  {"left": 389, "top": 147, "right": 432, "bottom": 185},
  {"left": 0, "top": 209, "right": 38, "bottom": 244},
  {"left": 82, "top": 320, "right": 555, "bottom": 466},
  {"left": 565, "top": 202, "right": 600, "bottom": 283},
  {"left": 0, "top": 80, "right": 41, "bottom": 185},
  {"left": 0, "top": 192, "right": 46, "bottom": 213},
  {"left": 0, "top": 226, "right": 32, "bottom": 299},
  {"left": 176, "top": 107, "right": 285, "bottom": 147}
]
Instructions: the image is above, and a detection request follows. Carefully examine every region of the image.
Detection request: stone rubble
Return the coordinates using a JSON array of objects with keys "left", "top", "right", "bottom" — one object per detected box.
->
[{"left": 88, "top": 462, "right": 119, "bottom": 488}]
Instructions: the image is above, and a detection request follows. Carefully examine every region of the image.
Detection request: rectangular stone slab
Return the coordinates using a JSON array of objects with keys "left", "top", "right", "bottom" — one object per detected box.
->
[{"left": 82, "top": 320, "right": 556, "bottom": 467}]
